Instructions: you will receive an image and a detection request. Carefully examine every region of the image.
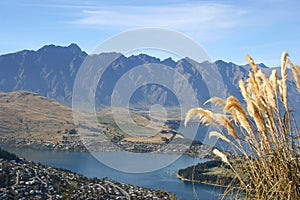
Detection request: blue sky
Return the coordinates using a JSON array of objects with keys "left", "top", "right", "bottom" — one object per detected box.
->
[{"left": 1, "top": 0, "right": 300, "bottom": 66}]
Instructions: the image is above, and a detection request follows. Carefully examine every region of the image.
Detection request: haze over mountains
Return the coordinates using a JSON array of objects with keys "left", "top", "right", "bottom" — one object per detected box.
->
[{"left": 0, "top": 44, "right": 299, "bottom": 117}]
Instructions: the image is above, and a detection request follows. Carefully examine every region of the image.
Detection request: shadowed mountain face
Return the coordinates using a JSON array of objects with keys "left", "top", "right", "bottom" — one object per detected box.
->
[
  {"left": 0, "top": 44, "right": 299, "bottom": 116},
  {"left": 0, "top": 44, "right": 86, "bottom": 104}
]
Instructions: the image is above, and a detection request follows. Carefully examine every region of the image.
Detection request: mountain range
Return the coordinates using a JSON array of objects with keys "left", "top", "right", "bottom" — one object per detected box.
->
[{"left": 0, "top": 44, "right": 299, "bottom": 118}]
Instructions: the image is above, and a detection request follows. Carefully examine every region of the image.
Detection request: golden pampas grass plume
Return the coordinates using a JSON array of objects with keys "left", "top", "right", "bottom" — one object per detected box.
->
[{"left": 213, "top": 148, "right": 230, "bottom": 165}]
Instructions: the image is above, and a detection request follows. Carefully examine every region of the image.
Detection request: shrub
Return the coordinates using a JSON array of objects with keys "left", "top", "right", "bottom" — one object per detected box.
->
[{"left": 185, "top": 53, "right": 300, "bottom": 199}]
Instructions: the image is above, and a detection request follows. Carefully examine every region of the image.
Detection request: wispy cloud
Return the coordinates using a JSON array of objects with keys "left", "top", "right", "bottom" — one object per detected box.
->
[{"left": 69, "top": 3, "right": 246, "bottom": 39}]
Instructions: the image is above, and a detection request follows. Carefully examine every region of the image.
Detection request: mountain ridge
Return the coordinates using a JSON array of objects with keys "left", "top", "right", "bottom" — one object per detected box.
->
[
  {"left": 0, "top": 44, "right": 298, "bottom": 115},
  {"left": 1, "top": 44, "right": 270, "bottom": 68}
]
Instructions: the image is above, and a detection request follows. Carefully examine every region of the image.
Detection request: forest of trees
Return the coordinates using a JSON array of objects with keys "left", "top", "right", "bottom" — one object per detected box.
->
[
  {"left": 0, "top": 148, "right": 20, "bottom": 161},
  {"left": 178, "top": 160, "right": 234, "bottom": 186}
]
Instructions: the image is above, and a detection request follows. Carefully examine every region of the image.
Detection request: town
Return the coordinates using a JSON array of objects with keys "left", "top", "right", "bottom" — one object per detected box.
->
[{"left": 0, "top": 136, "right": 213, "bottom": 159}]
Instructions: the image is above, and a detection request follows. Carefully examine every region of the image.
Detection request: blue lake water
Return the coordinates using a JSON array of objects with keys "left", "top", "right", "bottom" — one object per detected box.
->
[{"left": 1, "top": 146, "right": 224, "bottom": 200}]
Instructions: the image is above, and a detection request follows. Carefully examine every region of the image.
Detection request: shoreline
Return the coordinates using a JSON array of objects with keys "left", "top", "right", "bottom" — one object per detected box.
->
[
  {"left": 0, "top": 139, "right": 213, "bottom": 159},
  {"left": 176, "top": 174, "right": 227, "bottom": 188}
]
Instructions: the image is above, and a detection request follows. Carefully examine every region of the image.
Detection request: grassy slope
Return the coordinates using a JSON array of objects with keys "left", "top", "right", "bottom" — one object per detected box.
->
[
  {"left": 0, "top": 91, "right": 75, "bottom": 143},
  {"left": 0, "top": 90, "right": 178, "bottom": 145}
]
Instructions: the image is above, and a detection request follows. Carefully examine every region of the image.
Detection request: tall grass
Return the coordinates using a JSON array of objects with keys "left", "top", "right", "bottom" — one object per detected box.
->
[{"left": 185, "top": 53, "right": 300, "bottom": 199}]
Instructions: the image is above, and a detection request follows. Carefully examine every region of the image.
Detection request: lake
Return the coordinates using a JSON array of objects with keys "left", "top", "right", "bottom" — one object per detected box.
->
[{"left": 1, "top": 146, "right": 224, "bottom": 200}]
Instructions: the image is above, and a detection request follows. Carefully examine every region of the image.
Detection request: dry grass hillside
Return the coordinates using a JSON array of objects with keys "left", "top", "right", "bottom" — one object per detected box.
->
[
  {"left": 0, "top": 91, "right": 177, "bottom": 147},
  {"left": 97, "top": 108, "right": 176, "bottom": 143},
  {"left": 0, "top": 91, "right": 76, "bottom": 143}
]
